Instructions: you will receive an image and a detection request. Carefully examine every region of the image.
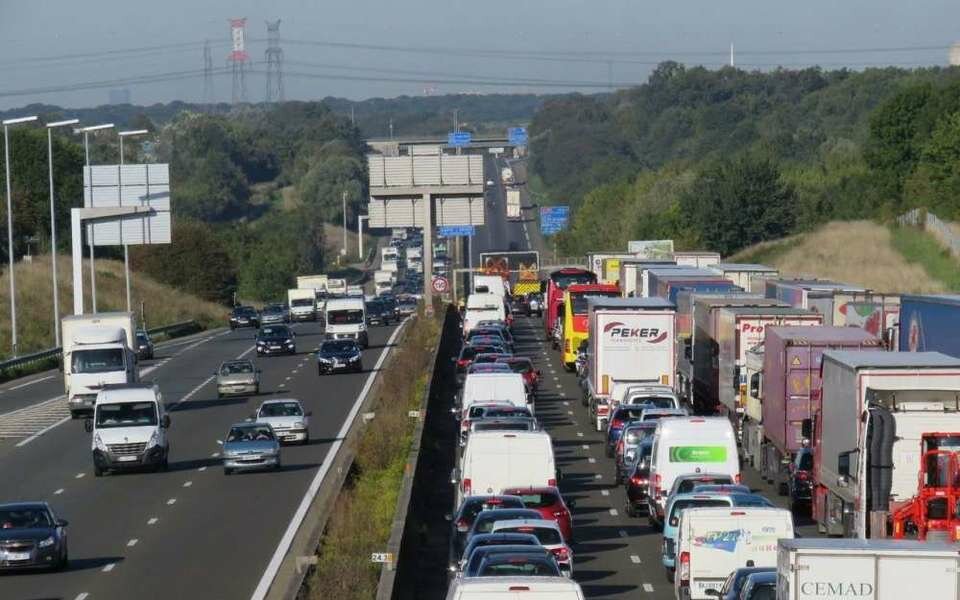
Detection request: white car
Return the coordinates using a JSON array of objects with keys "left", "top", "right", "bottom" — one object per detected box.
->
[
  {"left": 489, "top": 518, "right": 573, "bottom": 576},
  {"left": 254, "top": 399, "right": 311, "bottom": 444}
]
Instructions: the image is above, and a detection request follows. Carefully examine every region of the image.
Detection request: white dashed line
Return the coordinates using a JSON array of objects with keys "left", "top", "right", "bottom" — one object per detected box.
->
[
  {"left": 563, "top": 401, "right": 570, "bottom": 406},
  {"left": 75, "top": 594, "right": 89, "bottom": 600},
  {"left": 198, "top": 466, "right": 207, "bottom": 472},
  {"left": 576, "top": 432, "right": 584, "bottom": 437},
  {"left": 54, "top": 488, "right": 64, "bottom": 495},
  {"left": 582, "top": 445, "right": 589, "bottom": 450},
  {"left": 148, "top": 517, "right": 158, "bottom": 525},
  {"left": 630, "top": 554, "right": 641, "bottom": 564},
  {"left": 601, "top": 490, "right": 610, "bottom": 496},
  {"left": 166, "top": 498, "right": 177, "bottom": 505},
  {"left": 127, "top": 539, "right": 138, "bottom": 547},
  {"left": 595, "top": 473, "right": 603, "bottom": 480},
  {"left": 285, "top": 376, "right": 291, "bottom": 381},
  {"left": 588, "top": 457, "right": 596, "bottom": 464},
  {"left": 643, "top": 583, "right": 654, "bottom": 592},
  {"left": 7, "top": 375, "right": 55, "bottom": 390},
  {"left": 609, "top": 508, "right": 619, "bottom": 516},
  {"left": 75, "top": 473, "right": 85, "bottom": 479},
  {"left": 183, "top": 481, "right": 193, "bottom": 488},
  {"left": 619, "top": 530, "right": 628, "bottom": 537},
  {"left": 211, "top": 452, "right": 220, "bottom": 457},
  {"left": 102, "top": 563, "right": 116, "bottom": 572},
  {"left": 279, "top": 384, "right": 286, "bottom": 388},
  {"left": 567, "top": 410, "right": 574, "bottom": 415}
]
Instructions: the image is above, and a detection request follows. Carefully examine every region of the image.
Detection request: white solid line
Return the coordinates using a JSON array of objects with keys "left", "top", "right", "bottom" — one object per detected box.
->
[
  {"left": 74, "top": 594, "right": 89, "bottom": 600},
  {"left": 183, "top": 481, "right": 193, "bottom": 488},
  {"left": 127, "top": 539, "right": 138, "bottom": 547},
  {"left": 15, "top": 415, "right": 70, "bottom": 448},
  {"left": 594, "top": 473, "right": 602, "bottom": 479},
  {"left": 102, "top": 563, "right": 116, "bottom": 572},
  {"left": 609, "top": 508, "right": 618, "bottom": 516},
  {"left": 601, "top": 490, "right": 610, "bottom": 496},
  {"left": 54, "top": 488, "right": 64, "bottom": 495},
  {"left": 74, "top": 473, "right": 85, "bottom": 479},
  {"left": 582, "top": 444, "right": 589, "bottom": 450},
  {"left": 148, "top": 517, "right": 158, "bottom": 525},
  {"left": 285, "top": 376, "right": 291, "bottom": 381},
  {"left": 278, "top": 383, "right": 286, "bottom": 388},
  {"left": 563, "top": 401, "right": 569, "bottom": 406},
  {"left": 630, "top": 555, "right": 641, "bottom": 564},
  {"left": 7, "top": 374, "right": 56, "bottom": 390},
  {"left": 576, "top": 432, "right": 584, "bottom": 437},
  {"left": 250, "top": 319, "right": 409, "bottom": 600},
  {"left": 166, "top": 498, "right": 176, "bottom": 505},
  {"left": 643, "top": 583, "right": 654, "bottom": 592},
  {"left": 198, "top": 466, "right": 207, "bottom": 472}
]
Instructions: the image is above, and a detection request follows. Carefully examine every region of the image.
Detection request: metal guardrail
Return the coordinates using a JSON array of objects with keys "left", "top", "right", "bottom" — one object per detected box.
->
[
  {"left": 0, "top": 320, "right": 199, "bottom": 376},
  {"left": 898, "top": 208, "right": 960, "bottom": 258}
]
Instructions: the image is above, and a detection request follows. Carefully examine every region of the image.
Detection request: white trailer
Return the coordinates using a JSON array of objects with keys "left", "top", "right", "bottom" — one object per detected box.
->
[
  {"left": 672, "top": 251, "right": 720, "bottom": 268},
  {"left": 586, "top": 297, "right": 675, "bottom": 431},
  {"left": 815, "top": 351, "right": 960, "bottom": 538},
  {"left": 708, "top": 263, "right": 779, "bottom": 294},
  {"left": 777, "top": 539, "right": 960, "bottom": 600},
  {"left": 296, "top": 274, "right": 328, "bottom": 294},
  {"left": 506, "top": 189, "right": 521, "bottom": 220}
]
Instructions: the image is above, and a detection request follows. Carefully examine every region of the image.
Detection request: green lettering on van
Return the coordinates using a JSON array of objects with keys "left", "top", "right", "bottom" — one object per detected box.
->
[{"left": 668, "top": 446, "right": 727, "bottom": 462}]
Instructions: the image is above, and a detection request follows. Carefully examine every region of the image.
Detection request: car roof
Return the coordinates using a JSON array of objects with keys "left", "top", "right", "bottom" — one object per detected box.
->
[
  {"left": 0, "top": 501, "right": 49, "bottom": 511},
  {"left": 490, "top": 518, "right": 560, "bottom": 531},
  {"left": 230, "top": 421, "right": 273, "bottom": 429},
  {"left": 744, "top": 571, "right": 778, "bottom": 584},
  {"left": 260, "top": 398, "right": 302, "bottom": 406},
  {"left": 475, "top": 508, "right": 541, "bottom": 520},
  {"left": 502, "top": 486, "right": 561, "bottom": 495},
  {"left": 465, "top": 533, "right": 541, "bottom": 546}
]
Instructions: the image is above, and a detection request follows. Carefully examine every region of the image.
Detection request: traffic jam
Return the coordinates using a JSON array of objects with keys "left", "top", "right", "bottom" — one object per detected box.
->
[{"left": 443, "top": 245, "right": 960, "bottom": 599}]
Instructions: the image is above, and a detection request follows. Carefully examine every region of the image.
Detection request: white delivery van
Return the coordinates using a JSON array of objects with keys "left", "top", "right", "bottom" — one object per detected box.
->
[
  {"left": 326, "top": 278, "right": 348, "bottom": 296},
  {"left": 464, "top": 293, "right": 507, "bottom": 336},
  {"left": 454, "top": 431, "right": 556, "bottom": 507},
  {"left": 473, "top": 275, "right": 508, "bottom": 299},
  {"left": 460, "top": 373, "right": 528, "bottom": 417},
  {"left": 324, "top": 297, "right": 368, "bottom": 347},
  {"left": 86, "top": 383, "right": 170, "bottom": 476},
  {"left": 648, "top": 417, "right": 740, "bottom": 525},
  {"left": 445, "top": 576, "right": 585, "bottom": 600},
  {"left": 676, "top": 506, "right": 794, "bottom": 600},
  {"left": 287, "top": 288, "right": 317, "bottom": 321},
  {"left": 777, "top": 539, "right": 960, "bottom": 600},
  {"left": 374, "top": 270, "right": 394, "bottom": 296},
  {"left": 62, "top": 312, "right": 139, "bottom": 418}
]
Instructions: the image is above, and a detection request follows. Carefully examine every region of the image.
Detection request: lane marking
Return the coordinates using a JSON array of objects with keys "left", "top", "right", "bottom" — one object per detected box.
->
[
  {"left": 630, "top": 555, "right": 641, "bottom": 564},
  {"left": 168, "top": 375, "right": 216, "bottom": 410},
  {"left": 563, "top": 401, "right": 569, "bottom": 406},
  {"left": 595, "top": 473, "right": 603, "bottom": 480},
  {"left": 567, "top": 410, "right": 574, "bottom": 415},
  {"left": 198, "top": 466, "right": 207, "bottom": 472},
  {"left": 7, "top": 375, "right": 56, "bottom": 390},
  {"left": 183, "top": 481, "right": 193, "bottom": 488},
  {"left": 581, "top": 445, "right": 589, "bottom": 450},
  {"left": 576, "top": 432, "right": 584, "bottom": 437},
  {"left": 643, "top": 583, "right": 654, "bottom": 592},
  {"left": 74, "top": 594, "right": 89, "bottom": 600},
  {"left": 127, "top": 539, "right": 138, "bottom": 547},
  {"left": 102, "top": 563, "right": 116, "bottom": 572},
  {"left": 588, "top": 457, "right": 596, "bottom": 464},
  {"left": 619, "top": 530, "right": 628, "bottom": 538},
  {"left": 75, "top": 473, "right": 85, "bottom": 479},
  {"left": 609, "top": 508, "right": 619, "bottom": 516},
  {"left": 211, "top": 452, "right": 220, "bottom": 457},
  {"left": 601, "top": 490, "right": 610, "bottom": 496},
  {"left": 148, "top": 517, "right": 158, "bottom": 525},
  {"left": 250, "top": 320, "right": 409, "bottom": 600},
  {"left": 54, "top": 488, "right": 64, "bottom": 495},
  {"left": 166, "top": 498, "right": 177, "bottom": 505}
]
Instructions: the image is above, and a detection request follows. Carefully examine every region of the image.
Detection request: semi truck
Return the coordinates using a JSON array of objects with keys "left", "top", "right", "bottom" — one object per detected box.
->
[
  {"left": 287, "top": 288, "right": 317, "bottom": 321},
  {"left": 585, "top": 297, "right": 675, "bottom": 431},
  {"left": 899, "top": 294, "right": 960, "bottom": 356},
  {"left": 617, "top": 258, "right": 675, "bottom": 297},
  {"left": 586, "top": 253, "right": 638, "bottom": 285},
  {"left": 505, "top": 189, "right": 521, "bottom": 220},
  {"left": 560, "top": 283, "right": 620, "bottom": 370},
  {"left": 832, "top": 292, "right": 900, "bottom": 344},
  {"left": 813, "top": 351, "right": 960, "bottom": 538},
  {"left": 777, "top": 539, "right": 960, "bottom": 600},
  {"left": 62, "top": 312, "right": 139, "bottom": 418},
  {"left": 671, "top": 251, "right": 720, "bottom": 268},
  {"left": 708, "top": 263, "right": 779, "bottom": 294},
  {"left": 742, "top": 326, "right": 881, "bottom": 490},
  {"left": 765, "top": 279, "right": 868, "bottom": 324}
]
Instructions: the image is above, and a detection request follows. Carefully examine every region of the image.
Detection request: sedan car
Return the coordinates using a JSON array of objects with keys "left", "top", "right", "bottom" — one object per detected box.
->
[
  {"left": 215, "top": 359, "right": 260, "bottom": 398},
  {"left": 222, "top": 423, "right": 281, "bottom": 474},
  {"left": 396, "top": 298, "right": 418, "bottom": 316},
  {"left": 501, "top": 486, "right": 574, "bottom": 542},
  {"left": 256, "top": 325, "right": 296, "bottom": 356},
  {"left": 454, "top": 532, "right": 541, "bottom": 573},
  {"left": 489, "top": 518, "right": 573, "bottom": 575},
  {"left": 229, "top": 305, "right": 260, "bottom": 329},
  {"left": 447, "top": 495, "right": 526, "bottom": 565},
  {"left": 0, "top": 502, "right": 68, "bottom": 571},
  {"left": 255, "top": 399, "right": 310, "bottom": 444},
  {"left": 365, "top": 301, "right": 392, "bottom": 326},
  {"left": 259, "top": 303, "right": 288, "bottom": 325},
  {"left": 135, "top": 330, "right": 154, "bottom": 360},
  {"left": 316, "top": 340, "right": 363, "bottom": 374}
]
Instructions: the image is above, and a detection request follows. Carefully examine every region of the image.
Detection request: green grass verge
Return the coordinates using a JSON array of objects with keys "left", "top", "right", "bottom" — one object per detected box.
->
[{"left": 889, "top": 225, "right": 960, "bottom": 289}]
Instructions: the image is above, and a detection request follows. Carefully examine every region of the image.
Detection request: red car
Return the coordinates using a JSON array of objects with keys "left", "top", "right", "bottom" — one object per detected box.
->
[
  {"left": 501, "top": 486, "right": 575, "bottom": 542},
  {"left": 497, "top": 357, "right": 542, "bottom": 392}
]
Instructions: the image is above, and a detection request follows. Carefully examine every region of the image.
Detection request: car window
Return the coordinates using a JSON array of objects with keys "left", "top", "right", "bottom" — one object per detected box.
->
[
  {"left": 459, "top": 498, "right": 524, "bottom": 522},
  {"left": 500, "top": 526, "right": 562, "bottom": 545},
  {"left": 227, "top": 426, "right": 275, "bottom": 442},
  {"left": 669, "top": 498, "right": 729, "bottom": 522},
  {"left": 221, "top": 362, "right": 253, "bottom": 375},
  {"left": 477, "top": 556, "right": 559, "bottom": 577},
  {"left": 748, "top": 584, "right": 776, "bottom": 600},
  {"left": 0, "top": 507, "right": 52, "bottom": 529},
  {"left": 261, "top": 326, "right": 288, "bottom": 336},
  {"left": 677, "top": 476, "right": 733, "bottom": 494},
  {"left": 798, "top": 450, "right": 813, "bottom": 470},
  {"left": 259, "top": 402, "right": 303, "bottom": 417},
  {"left": 95, "top": 402, "right": 158, "bottom": 428}
]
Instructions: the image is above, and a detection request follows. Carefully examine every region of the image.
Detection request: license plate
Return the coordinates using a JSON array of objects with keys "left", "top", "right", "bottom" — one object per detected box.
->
[
  {"left": 695, "top": 580, "right": 723, "bottom": 594},
  {"left": 270, "top": 346, "right": 281, "bottom": 350},
  {"left": 117, "top": 455, "right": 138, "bottom": 462},
  {"left": 6, "top": 552, "right": 31, "bottom": 561}
]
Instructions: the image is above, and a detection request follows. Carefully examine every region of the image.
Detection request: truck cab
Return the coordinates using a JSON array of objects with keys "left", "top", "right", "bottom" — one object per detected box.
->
[
  {"left": 62, "top": 312, "right": 139, "bottom": 419},
  {"left": 324, "top": 297, "right": 368, "bottom": 348},
  {"left": 287, "top": 288, "right": 317, "bottom": 322},
  {"left": 86, "top": 383, "right": 169, "bottom": 476}
]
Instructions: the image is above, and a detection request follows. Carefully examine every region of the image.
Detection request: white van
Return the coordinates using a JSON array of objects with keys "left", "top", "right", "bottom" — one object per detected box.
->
[
  {"left": 647, "top": 417, "right": 740, "bottom": 525},
  {"left": 324, "top": 297, "right": 368, "bottom": 347},
  {"left": 675, "top": 506, "right": 794, "bottom": 600},
  {"left": 445, "top": 576, "right": 585, "bottom": 600},
  {"left": 460, "top": 373, "right": 529, "bottom": 418},
  {"left": 86, "top": 383, "right": 170, "bottom": 476},
  {"left": 464, "top": 293, "right": 506, "bottom": 336},
  {"left": 473, "top": 275, "right": 508, "bottom": 299},
  {"left": 454, "top": 431, "right": 556, "bottom": 507}
]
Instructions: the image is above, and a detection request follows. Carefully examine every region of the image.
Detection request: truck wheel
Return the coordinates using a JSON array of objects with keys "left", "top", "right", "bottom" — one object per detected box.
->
[{"left": 94, "top": 465, "right": 104, "bottom": 477}]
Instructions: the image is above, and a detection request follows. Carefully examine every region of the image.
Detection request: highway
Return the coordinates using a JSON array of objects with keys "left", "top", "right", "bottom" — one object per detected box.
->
[
  {"left": 0, "top": 319, "right": 403, "bottom": 600},
  {"left": 459, "top": 158, "right": 819, "bottom": 599}
]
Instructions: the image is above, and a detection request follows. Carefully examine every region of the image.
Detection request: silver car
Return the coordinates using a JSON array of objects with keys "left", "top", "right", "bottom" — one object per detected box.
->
[
  {"left": 215, "top": 360, "right": 260, "bottom": 398},
  {"left": 254, "top": 399, "right": 310, "bottom": 444},
  {"left": 222, "top": 423, "right": 281, "bottom": 475}
]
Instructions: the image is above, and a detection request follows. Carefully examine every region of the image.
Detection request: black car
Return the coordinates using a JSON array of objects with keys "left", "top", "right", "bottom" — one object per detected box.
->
[
  {"left": 135, "top": 330, "right": 154, "bottom": 360},
  {"left": 786, "top": 447, "right": 814, "bottom": 511},
  {"left": 625, "top": 453, "right": 652, "bottom": 517},
  {"left": 256, "top": 325, "right": 296, "bottom": 356},
  {"left": 0, "top": 502, "right": 68, "bottom": 571},
  {"left": 229, "top": 306, "right": 260, "bottom": 329},
  {"left": 317, "top": 340, "right": 363, "bottom": 374},
  {"left": 365, "top": 301, "right": 392, "bottom": 326}
]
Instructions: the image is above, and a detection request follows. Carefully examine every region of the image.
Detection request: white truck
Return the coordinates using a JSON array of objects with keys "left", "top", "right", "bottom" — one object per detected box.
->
[
  {"left": 324, "top": 297, "right": 368, "bottom": 347},
  {"left": 506, "top": 189, "right": 521, "bottom": 220},
  {"left": 814, "top": 351, "right": 960, "bottom": 538},
  {"left": 405, "top": 246, "right": 423, "bottom": 273},
  {"left": 381, "top": 246, "right": 399, "bottom": 273},
  {"left": 586, "top": 297, "right": 675, "bottom": 431},
  {"left": 777, "top": 538, "right": 960, "bottom": 600},
  {"left": 374, "top": 270, "right": 394, "bottom": 296},
  {"left": 287, "top": 288, "right": 317, "bottom": 322},
  {"left": 62, "top": 312, "right": 139, "bottom": 418},
  {"left": 296, "top": 274, "right": 328, "bottom": 295},
  {"left": 326, "top": 278, "right": 347, "bottom": 297}
]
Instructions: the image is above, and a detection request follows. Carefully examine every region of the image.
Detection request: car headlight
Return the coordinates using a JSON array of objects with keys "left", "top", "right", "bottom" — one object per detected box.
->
[
  {"left": 257, "top": 340, "right": 265, "bottom": 346},
  {"left": 292, "top": 421, "right": 305, "bottom": 429},
  {"left": 94, "top": 433, "right": 107, "bottom": 452},
  {"left": 318, "top": 356, "right": 333, "bottom": 363},
  {"left": 37, "top": 536, "right": 56, "bottom": 548},
  {"left": 147, "top": 429, "right": 161, "bottom": 448},
  {"left": 223, "top": 449, "right": 238, "bottom": 458},
  {"left": 349, "top": 354, "right": 360, "bottom": 362},
  {"left": 285, "top": 339, "right": 292, "bottom": 344}
]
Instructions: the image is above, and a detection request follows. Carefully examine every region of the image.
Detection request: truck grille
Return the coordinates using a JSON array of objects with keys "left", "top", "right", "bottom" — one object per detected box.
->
[{"left": 108, "top": 442, "right": 147, "bottom": 455}]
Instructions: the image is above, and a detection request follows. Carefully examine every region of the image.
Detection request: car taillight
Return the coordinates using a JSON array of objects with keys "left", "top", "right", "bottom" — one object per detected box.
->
[
  {"left": 598, "top": 404, "right": 609, "bottom": 416},
  {"left": 653, "top": 473, "right": 662, "bottom": 494},
  {"left": 553, "top": 509, "right": 568, "bottom": 519},
  {"left": 548, "top": 478, "right": 557, "bottom": 487},
  {"left": 796, "top": 471, "right": 810, "bottom": 481},
  {"left": 551, "top": 547, "right": 569, "bottom": 561},
  {"left": 630, "top": 475, "right": 648, "bottom": 487},
  {"left": 461, "top": 419, "right": 470, "bottom": 431},
  {"left": 455, "top": 518, "right": 469, "bottom": 532},
  {"left": 616, "top": 439, "right": 624, "bottom": 456},
  {"left": 679, "top": 551, "right": 690, "bottom": 585},
  {"left": 610, "top": 418, "right": 624, "bottom": 430},
  {"left": 457, "top": 359, "right": 469, "bottom": 368},
  {"left": 463, "top": 478, "right": 472, "bottom": 496}
]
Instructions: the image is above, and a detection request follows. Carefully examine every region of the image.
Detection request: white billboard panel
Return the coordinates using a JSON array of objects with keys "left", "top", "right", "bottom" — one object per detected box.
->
[{"left": 82, "top": 164, "right": 172, "bottom": 246}]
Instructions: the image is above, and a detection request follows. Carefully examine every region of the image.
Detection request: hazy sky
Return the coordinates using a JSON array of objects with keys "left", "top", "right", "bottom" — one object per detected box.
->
[{"left": 1, "top": 0, "right": 957, "bottom": 109}]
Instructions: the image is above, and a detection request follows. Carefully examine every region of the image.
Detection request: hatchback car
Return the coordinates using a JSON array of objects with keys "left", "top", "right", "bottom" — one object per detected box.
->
[
  {"left": 454, "top": 532, "right": 541, "bottom": 573},
  {"left": 709, "top": 567, "right": 776, "bottom": 600},
  {"left": 215, "top": 359, "right": 260, "bottom": 398},
  {"left": 448, "top": 495, "right": 526, "bottom": 566},
  {"left": 501, "top": 486, "right": 574, "bottom": 542},
  {"left": 222, "top": 422, "right": 281, "bottom": 474},
  {"left": 625, "top": 451, "right": 653, "bottom": 517},
  {"left": 259, "top": 304, "right": 288, "bottom": 325},
  {"left": 256, "top": 325, "right": 296, "bottom": 356},
  {"left": 462, "top": 546, "right": 560, "bottom": 578},
  {"left": 605, "top": 405, "right": 653, "bottom": 456},
  {"left": 465, "top": 508, "right": 542, "bottom": 548},
  {"left": 497, "top": 357, "right": 541, "bottom": 392},
  {"left": 489, "top": 518, "right": 573, "bottom": 575},
  {"left": 0, "top": 502, "right": 68, "bottom": 571},
  {"left": 453, "top": 345, "right": 505, "bottom": 385},
  {"left": 135, "top": 330, "right": 154, "bottom": 360},
  {"left": 316, "top": 339, "right": 363, "bottom": 374},
  {"left": 254, "top": 399, "right": 310, "bottom": 444},
  {"left": 615, "top": 422, "right": 658, "bottom": 482},
  {"left": 229, "top": 305, "right": 260, "bottom": 329}
]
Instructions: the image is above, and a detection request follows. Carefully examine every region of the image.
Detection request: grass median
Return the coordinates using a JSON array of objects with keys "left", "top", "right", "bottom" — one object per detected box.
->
[{"left": 302, "top": 303, "right": 442, "bottom": 600}]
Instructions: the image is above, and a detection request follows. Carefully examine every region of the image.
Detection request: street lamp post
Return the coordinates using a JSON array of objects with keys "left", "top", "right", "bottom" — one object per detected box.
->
[
  {"left": 74, "top": 123, "right": 114, "bottom": 313},
  {"left": 3, "top": 115, "right": 39, "bottom": 356},
  {"left": 118, "top": 129, "right": 148, "bottom": 313},
  {"left": 45, "top": 118, "right": 79, "bottom": 347}
]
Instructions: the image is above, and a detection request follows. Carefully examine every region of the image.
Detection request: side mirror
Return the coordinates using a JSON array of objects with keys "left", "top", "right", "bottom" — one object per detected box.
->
[
  {"left": 56, "top": 519, "right": 69, "bottom": 528},
  {"left": 801, "top": 418, "right": 812, "bottom": 440},
  {"left": 83, "top": 419, "right": 93, "bottom": 433},
  {"left": 161, "top": 414, "right": 171, "bottom": 429}
]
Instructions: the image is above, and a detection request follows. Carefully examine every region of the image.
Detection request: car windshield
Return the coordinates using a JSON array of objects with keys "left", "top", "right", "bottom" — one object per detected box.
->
[
  {"left": 328, "top": 309, "right": 364, "bottom": 324},
  {"left": 500, "top": 526, "right": 562, "bottom": 545},
  {"left": 473, "top": 421, "right": 531, "bottom": 432},
  {"left": 551, "top": 271, "right": 595, "bottom": 289},
  {"left": 477, "top": 556, "right": 559, "bottom": 577},
  {"left": 220, "top": 362, "right": 254, "bottom": 375},
  {"left": 749, "top": 584, "right": 776, "bottom": 600},
  {"left": 291, "top": 298, "right": 313, "bottom": 307},
  {"left": 630, "top": 396, "right": 676, "bottom": 408},
  {"left": 227, "top": 425, "right": 275, "bottom": 442},
  {"left": 502, "top": 360, "right": 532, "bottom": 374},
  {"left": 95, "top": 401, "right": 158, "bottom": 428},
  {"left": 263, "top": 306, "right": 283, "bottom": 314},
  {"left": 676, "top": 476, "right": 733, "bottom": 494},
  {"left": 624, "top": 426, "right": 656, "bottom": 444},
  {"left": 460, "top": 498, "right": 524, "bottom": 522},
  {"left": 260, "top": 326, "right": 289, "bottom": 337},
  {"left": 511, "top": 492, "right": 559, "bottom": 509},
  {"left": 469, "top": 364, "right": 512, "bottom": 374},
  {"left": 474, "top": 511, "right": 533, "bottom": 534},
  {"left": 235, "top": 307, "right": 256, "bottom": 316},
  {"left": 259, "top": 402, "right": 303, "bottom": 417},
  {"left": 669, "top": 498, "right": 730, "bottom": 522},
  {"left": 136, "top": 333, "right": 149, "bottom": 343},
  {"left": 322, "top": 341, "right": 357, "bottom": 353},
  {"left": 0, "top": 507, "right": 52, "bottom": 529},
  {"left": 72, "top": 348, "right": 124, "bottom": 374}
]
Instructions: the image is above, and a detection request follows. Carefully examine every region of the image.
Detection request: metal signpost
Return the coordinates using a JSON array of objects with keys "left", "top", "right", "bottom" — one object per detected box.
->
[
  {"left": 447, "top": 131, "right": 472, "bottom": 147},
  {"left": 438, "top": 225, "right": 475, "bottom": 296},
  {"left": 507, "top": 127, "right": 528, "bottom": 146}
]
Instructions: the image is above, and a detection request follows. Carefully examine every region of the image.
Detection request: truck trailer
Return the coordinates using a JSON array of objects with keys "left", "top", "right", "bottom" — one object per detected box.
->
[
  {"left": 765, "top": 279, "right": 868, "bottom": 324},
  {"left": 899, "top": 294, "right": 960, "bottom": 356},
  {"left": 505, "top": 189, "right": 521, "bottom": 220},
  {"left": 617, "top": 258, "right": 675, "bottom": 298},
  {"left": 708, "top": 263, "right": 779, "bottom": 294}
]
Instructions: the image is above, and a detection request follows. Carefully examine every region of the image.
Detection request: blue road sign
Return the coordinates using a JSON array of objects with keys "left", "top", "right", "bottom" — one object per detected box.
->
[
  {"left": 508, "top": 127, "right": 528, "bottom": 146},
  {"left": 437, "top": 225, "right": 476, "bottom": 237},
  {"left": 539, "top": 206, "right": 569, "bottom": 235},
  {"left": 447, "top": 131, "right": 472, "bottom": 147}
]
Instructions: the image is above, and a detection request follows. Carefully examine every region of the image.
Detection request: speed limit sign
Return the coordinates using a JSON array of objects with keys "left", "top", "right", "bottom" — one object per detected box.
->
[{"left": 432, "top": 276, "right": 449, "bottom": 293}]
